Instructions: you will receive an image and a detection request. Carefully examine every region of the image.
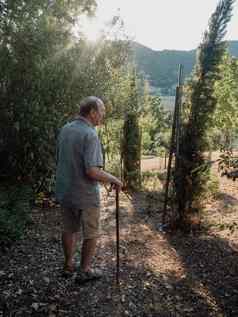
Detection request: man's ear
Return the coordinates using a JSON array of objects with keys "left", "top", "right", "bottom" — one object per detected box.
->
[
  {"left": 89, "top": 109, "right": 95, "bottom": 117},
  {"left": 91, "top": 109, "right": 97, "bottom": 117}
]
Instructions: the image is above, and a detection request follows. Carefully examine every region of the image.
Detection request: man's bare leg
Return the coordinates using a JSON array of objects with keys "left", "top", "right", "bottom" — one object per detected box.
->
[
  {"left": 80, "top": 238, "right": 97, "bottom": 272},
  {"left": 62, "top": 232, "right": 79, "bottom": 270}
]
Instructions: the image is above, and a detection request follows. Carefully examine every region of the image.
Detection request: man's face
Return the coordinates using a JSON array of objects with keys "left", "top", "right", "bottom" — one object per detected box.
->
[{"left": 91, "top": 102, "right": 106, "bottom": 126}]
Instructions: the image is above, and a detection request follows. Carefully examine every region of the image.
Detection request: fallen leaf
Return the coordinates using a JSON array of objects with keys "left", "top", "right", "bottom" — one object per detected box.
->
[
  {"left": 43, "top": 277, "right": 50, "bottom": 284},
  {"left": 31, "top": 303, "right": 39, "bottom": 311}
]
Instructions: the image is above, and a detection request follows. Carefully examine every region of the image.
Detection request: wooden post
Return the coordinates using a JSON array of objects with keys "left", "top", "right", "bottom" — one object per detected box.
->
[
  {"left": 164, "top": 152, "right": 167, "bottom": 169},
  {"left": 162, "top": 65, "right": 183, "bottom": 225},
  {"left": 116, "top": 188, "right": 120, "bottom": 286},
  {"left": 175, "top": 65, "right": 183, "bottom": 170},
  {"left": 173, "top": 67, "right": 183, "bottom": 226}
]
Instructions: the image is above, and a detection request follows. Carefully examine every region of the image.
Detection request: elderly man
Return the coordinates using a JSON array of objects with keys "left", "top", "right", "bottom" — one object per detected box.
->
[{"left": 56, "top": 96, "right": 122, "bottom": 283}]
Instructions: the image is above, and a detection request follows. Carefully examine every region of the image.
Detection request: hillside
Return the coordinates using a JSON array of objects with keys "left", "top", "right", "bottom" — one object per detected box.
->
[{"left": 131, "top": 40, "right": 238, "bottom": 95}]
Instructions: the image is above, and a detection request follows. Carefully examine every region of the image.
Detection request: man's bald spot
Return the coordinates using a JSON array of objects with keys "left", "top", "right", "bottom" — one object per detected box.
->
[{"left": 79, "top": 96, "right": 104, "bottom": 117}]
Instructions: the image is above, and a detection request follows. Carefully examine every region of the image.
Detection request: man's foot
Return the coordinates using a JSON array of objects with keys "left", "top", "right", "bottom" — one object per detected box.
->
[
  {"left": 75, "top": 268, "right": 103, "bottom": 285},
  {"left": 62, "top": 263, "right": 80, "bottom": 278}
]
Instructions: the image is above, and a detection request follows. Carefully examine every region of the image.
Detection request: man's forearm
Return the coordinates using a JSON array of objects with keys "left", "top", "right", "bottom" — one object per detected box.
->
[{"left": 86, "top": 167, "right": 117, "bottom": 184}]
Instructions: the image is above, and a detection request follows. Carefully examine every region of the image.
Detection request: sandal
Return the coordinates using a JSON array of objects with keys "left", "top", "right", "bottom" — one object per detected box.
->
[
  {"left": 62, "top": 263, "right": 80, "bottom": 278},
  {"left": 75, "top": 268, "right": 103, "bottom": 284},
  {"left": 62, "top": 268, "right": 74, "bottom": 278}
]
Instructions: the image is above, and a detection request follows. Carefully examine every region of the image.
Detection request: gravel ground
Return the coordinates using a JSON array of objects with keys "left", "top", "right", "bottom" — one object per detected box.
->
[{"left": 1, "top": 162, "right": 238, "bottom": 316}]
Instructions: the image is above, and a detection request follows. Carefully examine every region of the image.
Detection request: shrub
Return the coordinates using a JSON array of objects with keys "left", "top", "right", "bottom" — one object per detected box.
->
[
  {"left": 205, "top": 172, "right": 220, "bottom": 200},
  {"left": 0, "top": 185, "right": 32, "bottom": 250}
]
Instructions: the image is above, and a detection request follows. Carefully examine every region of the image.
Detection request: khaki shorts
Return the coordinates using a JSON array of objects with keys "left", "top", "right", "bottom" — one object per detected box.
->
[{"left": 62, "top": 206, "right": 100, "bottom": 239}]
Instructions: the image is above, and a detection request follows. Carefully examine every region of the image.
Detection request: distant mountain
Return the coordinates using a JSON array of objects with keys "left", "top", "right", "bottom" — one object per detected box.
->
[{"left": 131, "top": 40, "right": 238, "bottom": 96}]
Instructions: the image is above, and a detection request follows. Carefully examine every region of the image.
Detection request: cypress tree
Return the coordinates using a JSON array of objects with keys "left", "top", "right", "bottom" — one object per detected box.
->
[
  {"left": 174, "top": 0, "right": 234, "bottom": 231},
  {"left": 122, "top": 70, "right": 141, "bottom": 190}
]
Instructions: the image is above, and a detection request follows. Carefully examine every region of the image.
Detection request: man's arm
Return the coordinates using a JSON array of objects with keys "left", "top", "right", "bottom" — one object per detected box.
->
[{"left": 86, "top": 167, "right": 123, "bottom": 189}]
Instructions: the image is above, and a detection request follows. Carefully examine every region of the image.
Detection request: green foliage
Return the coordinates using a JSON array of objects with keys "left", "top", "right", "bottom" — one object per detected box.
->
[
  {"left": 141, "top": 171, "right": 163, "bottom": 191},
  {"left": 0, "top": 0, "right": 96, "bottom": 186},
  {"left": 0, "top": 1, "right": 148, "bottom": 245},
  {"left": 206, "top": 172, "right": 220, "bottom": 199},
  {"left": 140, "top": 81, "right": 172, "bottom": 155},
  {"left": 0, "top": 0, "right": 131, "bottom": 191},
  {"left": 99, "top": 119, "right": 123, "bottom": 177},
  {"left": 105, "top": 156, "right": 122, "bottom": 178},
  {"left": 212, "top": 54, "right": 238, "bottom": 149},
  {"left": 0, "top": 185, "right": 32, "bottom": 248},
  {"left": 174, "top": 0, "right": 234, "bottom": 229},
  {"left": 191, "top": 167, "right": 220, "bottom": 201},
  {"left": 98, "top": 66, "right": 143, "bottom": 177},
  {"left": 121, "top": 72, "right": 141, "bottom": 190},
  {"left": 122, "top": 111, "right": 141, "bottom": 190}
]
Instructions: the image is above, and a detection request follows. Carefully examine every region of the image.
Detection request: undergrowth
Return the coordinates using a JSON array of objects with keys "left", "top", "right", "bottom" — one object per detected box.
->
[{"left": 0, "top": 184, "right": 32, "bottom": 250}]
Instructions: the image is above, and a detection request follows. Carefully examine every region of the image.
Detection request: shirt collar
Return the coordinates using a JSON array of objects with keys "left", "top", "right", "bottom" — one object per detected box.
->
[{"left": 75, "top": 115, "right": 94, "bottom": 128}]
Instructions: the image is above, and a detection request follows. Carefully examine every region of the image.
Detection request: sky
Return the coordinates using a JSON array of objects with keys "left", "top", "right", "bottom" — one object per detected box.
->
[{"left": 81, "top": 0, "right": 238, "bottom": 51}]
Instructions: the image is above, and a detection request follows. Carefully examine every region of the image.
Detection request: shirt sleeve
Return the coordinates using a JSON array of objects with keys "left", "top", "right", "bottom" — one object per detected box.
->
[{"left": 83, "top": 133, "right": 103, "bottom": 170}]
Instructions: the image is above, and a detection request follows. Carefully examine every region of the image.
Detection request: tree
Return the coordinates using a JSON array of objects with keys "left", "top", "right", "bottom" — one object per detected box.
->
[
  {"left": 173, "top": 0, "right": 234, "bottom": 230},
  {"left": 212, "top": 54, "right": 238, "bottom": 179},
  {"left": 140, "top": 81, "right": 172, "bottom": 155},
  {"left": 122, "top": 70, "right": 141, "bottom": 190},
  {"left": 212, "top": 54, "right": 238, "bottom": 150},
  {"left": 0, "top": 0, "right": 132, "bottom": 191}
]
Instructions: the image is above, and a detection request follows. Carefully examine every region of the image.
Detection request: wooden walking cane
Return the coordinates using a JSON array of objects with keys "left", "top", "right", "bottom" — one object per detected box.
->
[{"left": 115, "top": 187, "right": 120, "bottom": 286}]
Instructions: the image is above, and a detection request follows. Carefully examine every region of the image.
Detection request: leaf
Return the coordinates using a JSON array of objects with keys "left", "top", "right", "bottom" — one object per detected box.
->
[
  {"left": 31, "top": 303, "right": 39, "bottom": 311},
  {"left": 43, "top": 277, "right": 50, "bottom": 284}
]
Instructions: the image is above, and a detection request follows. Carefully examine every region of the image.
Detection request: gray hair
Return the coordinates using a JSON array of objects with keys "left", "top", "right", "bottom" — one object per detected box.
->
[{"left": 79, "top": 96, "right": 103, "bottom": 117}]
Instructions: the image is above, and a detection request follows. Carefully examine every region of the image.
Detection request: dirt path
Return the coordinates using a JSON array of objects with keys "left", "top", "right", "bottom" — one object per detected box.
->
[
  {"left": 1, "top": 164, "right": 238, "bottom": 316},
  {"left": 141, "top": 156, "right": 164, "bottom": 171}
]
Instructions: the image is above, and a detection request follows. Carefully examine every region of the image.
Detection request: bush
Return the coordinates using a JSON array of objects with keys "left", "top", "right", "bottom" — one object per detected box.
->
[
  {"left": 106, "top": 157, "right": 122, "bottom": 178},
  {"left": 141, "top": 171, "right": 165, "bottom": 191},
  {"left": 206, "top": 172, "right": 220, "bottom": 200},
  {"left": 0, "top": 185, "right": 32, "bottom": 250}
]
